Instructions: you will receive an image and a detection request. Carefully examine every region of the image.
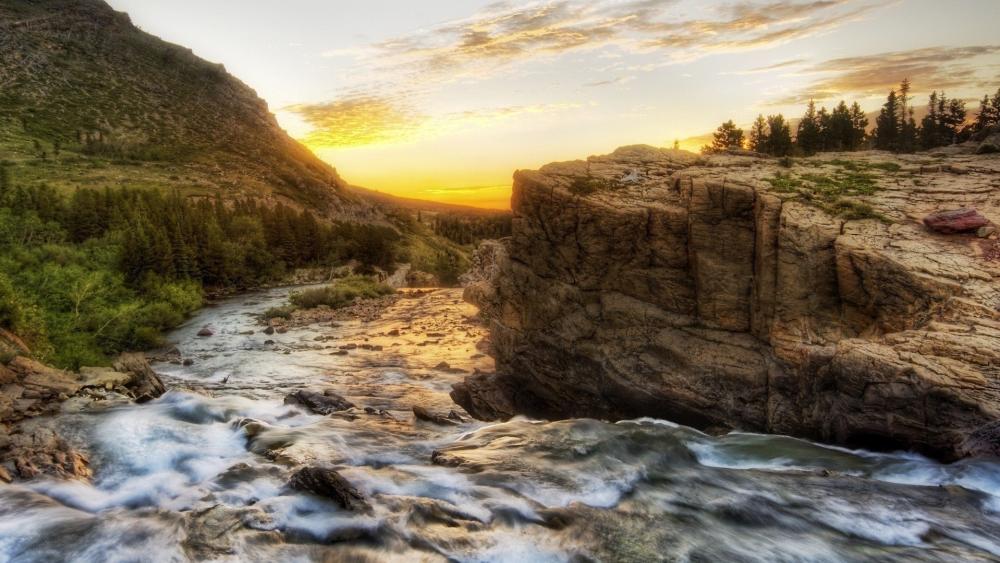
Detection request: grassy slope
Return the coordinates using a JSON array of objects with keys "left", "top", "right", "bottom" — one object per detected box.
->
[{"left": 0, "top": 0, "right": 371, "bottom": 217}]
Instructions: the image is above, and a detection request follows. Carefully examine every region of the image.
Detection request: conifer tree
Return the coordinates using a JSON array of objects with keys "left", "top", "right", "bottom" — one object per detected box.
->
[
  {"left": 766, "top": 114, "right": 792, "bottom": 156},
  {"left": 899, "top": 108, "right": 918, "bottom": 153},
  {"left": 974, "top": 94, "right": 995, "bottom": 132},
  {"left": 749, "top": 115, "right": 768, "bottom": 153},
  {"left": 827, "top": 101, "right": 852, "bottom": 151},
  {"left": 920, "top": 92, "right": 941, "bottom": 149},
  {"left": 796, "top": 101, "right": 822, "bottom": 155},
  {"left": 848, "top": 102, "right": 868, "bottom": 150},
  {"left": 873, "top": 89, "right": 900, "bottom": 151},
  {"left": 705, "top": 120, "right": 745, "bottom": 152}
]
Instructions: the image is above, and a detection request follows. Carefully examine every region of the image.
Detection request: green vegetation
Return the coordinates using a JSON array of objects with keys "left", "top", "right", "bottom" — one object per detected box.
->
[
  {"left": 764, "top": 160, "right": 890, "bottom": 224},
  {"left": 0, "top": 180, "right": 406, "bottom": 368},
  {"left": 289, "top": 276, "right": 395, "bottom": 310},
  {"left": 262, "top": 305, "right": 295, "bottom": 321},
  {"left": 431, "top": 213, "right": 511, "bottom": 246},
  {"left": 568, "top": 176, "right": 622, "bottom": 196}
]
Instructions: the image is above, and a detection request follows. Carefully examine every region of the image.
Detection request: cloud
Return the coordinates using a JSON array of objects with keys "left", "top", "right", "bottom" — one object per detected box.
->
[
  {"left": 288, "top": 96, "right": 427, "bottom": 148},
  {"left": 773, "top": 45, "right": 1000, "bottom": 104},
  {"left": 295, "top": 0, "right": 887, "bottom": 147},
  {"left": 289, "top": 97, "right": 581, "bottom": 148}
]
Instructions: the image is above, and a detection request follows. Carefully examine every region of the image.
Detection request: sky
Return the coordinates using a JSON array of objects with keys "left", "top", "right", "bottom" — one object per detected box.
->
[{"left": 107, "top": 0, "right": 1000, "bottom": 209}]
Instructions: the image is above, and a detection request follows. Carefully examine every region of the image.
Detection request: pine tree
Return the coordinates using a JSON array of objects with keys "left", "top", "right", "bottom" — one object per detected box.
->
[
  {"left": 920, "top": 92, "right": 941, "bottom": 149},
  {"left": 766, "top": 114, "right": 792, "bottom": 156},
  {"left": 827, "top": 101, "right": 852, "bottom": 151},
  {"left": 749, "top": 115, "right": 768, "bottom": 153},
  {"left": 705, "top": 120, "right": 745, "bottom": 152},
  {"left": 873, "top": 89, "right": 900, "bottom": 151},
  {"left": 899, "top": 108, "right": 918, "bottom": 153},
  {"left": 796, "top": 100, "right": 822, "bottom": 155},
  {"left": 943, "top": 97, "right": 967, "bottom": 144},
  {"left": 848, "top": 102, "right": 868, "bottom": 150}
]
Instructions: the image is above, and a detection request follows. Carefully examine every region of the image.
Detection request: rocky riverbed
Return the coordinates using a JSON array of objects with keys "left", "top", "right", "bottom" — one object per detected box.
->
[{"left": 1, "top": 287, "right": 1000, "bottom": 561}]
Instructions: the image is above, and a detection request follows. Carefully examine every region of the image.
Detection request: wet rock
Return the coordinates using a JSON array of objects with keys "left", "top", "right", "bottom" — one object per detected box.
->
[
  {"left": 197, "top": 327, "right": 214, "bottom": 337},
  {"left": 450, "top": 372, "right": 518, "bottom": 421},
  {"left": 113, "top": 353, "right": 167, "bottom": 403},
  {"left": 182, "top": 358, "right": 194, "bottom": 366},
  {"left": 960, "top": 421, "right": 1000, "bottom": 458},
  {"left": 978, "top": 225, "right": 997, "bottom": 238},
  {"left": 412, "top": 405, "right": 460, "bottom": 426},
  {"left": 386, "top": 329, "right": 400, "bottom": 337},
  {"left": 264, "top": 340, "right": 275, "bottom": 345},
  {"left": 275, "top": 327, "right": 288, "bottom": 334},
  {"left": 923, "top": 208, "right": 989, "bottom": 234},
  {"left": 284, "top": 390, "right": 355, "bottom": 415},
  {"left": 183, "top": 504, "right": 275, "bottom": 560},
  {"left": 3, "top": 425, "right": 91, "bottom": 481},
  {"left": 287, "top": 466, "right": 370, "bottom": 512},
  {"left": 434, "top": 361, "right": 451, "bottom": 371},
  {"left": 263, "top": 326, "right": 275, "bottom": 335}
]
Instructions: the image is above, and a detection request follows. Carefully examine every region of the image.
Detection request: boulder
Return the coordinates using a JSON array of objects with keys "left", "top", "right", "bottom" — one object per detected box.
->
[
  {"left": 197, "top": 327, "right": 214, "bottom": 337},
  {"left": 412, "top": 405, "right": 460, "bottom": 426},
  {"left": 283, "top": 390, "right": 355, "bottom": 415},
  {"left": 923, "top": 208, "right": 990, "bottom": 234},
  {"left": 287, "top": 466, "right": 370, "bottom": 512},
  {"left": 113, "top": 353, "right": 167, "bottom": 403},
  {"left": 263, "top": 326, "right": 275, "bottom": 335}
]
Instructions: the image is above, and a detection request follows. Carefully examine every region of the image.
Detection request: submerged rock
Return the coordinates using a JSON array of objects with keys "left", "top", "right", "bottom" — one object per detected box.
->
[
  {"left": 284, "top": 390, "right": 355, "bottom": 415},
  {"left": 197, "top": 327, "right": 214, "bottom": 337},
  {"left": 412, "top": 405, "right": 460, "bottom": 426},
  {"left": 287, "top": 466, "right": 370, "bottom": 512}
]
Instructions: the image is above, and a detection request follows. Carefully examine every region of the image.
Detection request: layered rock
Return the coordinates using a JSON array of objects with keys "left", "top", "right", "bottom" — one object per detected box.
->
[{"left": 457, "top": 145, "right": 1000, "bottom": 460}]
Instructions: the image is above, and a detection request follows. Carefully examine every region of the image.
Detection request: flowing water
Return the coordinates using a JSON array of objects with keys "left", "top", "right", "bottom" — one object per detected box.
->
[{"left": 2, "top": 287, "right": 1000, "bottom": 562}]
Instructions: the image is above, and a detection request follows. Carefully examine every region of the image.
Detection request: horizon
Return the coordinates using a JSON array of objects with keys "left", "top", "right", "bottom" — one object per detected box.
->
[{"left": 106, "top": 0, "right": 1000, "bottom": 209}]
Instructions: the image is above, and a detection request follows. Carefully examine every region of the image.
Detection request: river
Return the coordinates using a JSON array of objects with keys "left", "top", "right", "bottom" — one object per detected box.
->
[{"left": 1, "top": 287, "right": 1000, "bottom": 562}]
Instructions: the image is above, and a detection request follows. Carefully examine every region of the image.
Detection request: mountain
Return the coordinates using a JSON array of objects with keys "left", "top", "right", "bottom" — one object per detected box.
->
[{"left": 0, "top": 0, "right": 371, "bottom": 216}]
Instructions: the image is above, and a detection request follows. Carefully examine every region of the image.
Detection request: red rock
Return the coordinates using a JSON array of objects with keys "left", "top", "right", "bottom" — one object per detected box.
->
[{"left": 923, "top": 208, "right": 990, "bottom": 234}]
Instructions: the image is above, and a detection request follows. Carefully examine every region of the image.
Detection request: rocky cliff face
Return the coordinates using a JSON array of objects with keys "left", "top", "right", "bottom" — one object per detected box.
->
[{"left": 456, "top": 145, "right": 1000, "bottom": 460}]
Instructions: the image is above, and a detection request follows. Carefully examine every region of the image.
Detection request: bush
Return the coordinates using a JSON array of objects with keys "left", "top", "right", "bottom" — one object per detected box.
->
[
  {"left": 263, "top": 305, "right": 294, "bottom": 320},
  {"left": 289, "top": 276, "right": 394, "bottom": 310}
]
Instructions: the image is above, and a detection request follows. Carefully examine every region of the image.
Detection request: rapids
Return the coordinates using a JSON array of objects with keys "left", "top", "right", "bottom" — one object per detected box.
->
[{"left": 1, "top": 287, "right": 999, "bottom": 562}]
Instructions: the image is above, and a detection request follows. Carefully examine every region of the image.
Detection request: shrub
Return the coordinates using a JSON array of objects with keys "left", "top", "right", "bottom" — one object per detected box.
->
[
  {"left": 263, "top": 305, "right": 294, "bottom": 320},
  {"left": 289, "top": 276, "right": 394, "bottom": 310},
  {"left": 568, "top": 176, "right": 620, "bottom": 196}
]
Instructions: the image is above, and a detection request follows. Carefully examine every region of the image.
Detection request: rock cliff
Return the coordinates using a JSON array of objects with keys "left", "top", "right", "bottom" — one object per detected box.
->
[{"left": 456, "top": 145, "right": 1000, "bottom": 460}]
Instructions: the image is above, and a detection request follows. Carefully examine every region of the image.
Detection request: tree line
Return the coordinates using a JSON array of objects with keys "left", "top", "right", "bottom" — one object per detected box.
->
[
  {"left": 705, "top": 80, "right": 1000, "bottom": 156},
  {"left": 0, "top": 174, "right": 402, "bottom": 368},
  {"left": 430, "top": 213, "right": 512, "bottom": 246}
]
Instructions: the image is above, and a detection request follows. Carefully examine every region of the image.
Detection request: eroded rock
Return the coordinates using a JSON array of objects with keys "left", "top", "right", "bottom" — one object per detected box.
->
[{"left": 458, "top": 146, "right": 1000, "bottom": 460}]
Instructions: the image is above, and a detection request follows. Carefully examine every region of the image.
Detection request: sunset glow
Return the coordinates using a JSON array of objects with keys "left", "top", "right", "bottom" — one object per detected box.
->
[{"left": 108, "top": 0, "right": 1000, "bottom": 208}]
